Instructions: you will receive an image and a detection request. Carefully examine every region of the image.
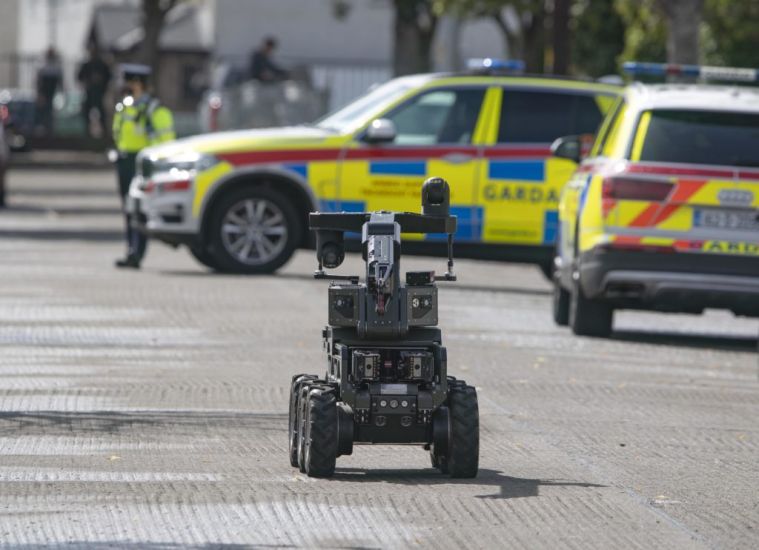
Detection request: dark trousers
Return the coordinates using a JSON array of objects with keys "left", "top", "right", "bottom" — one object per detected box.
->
[
  {"left": 83, "top": 93, "right": 106, "bottom": 138},
  {"left": 116, "top": 153, "right": 147, "bottom": 261}
]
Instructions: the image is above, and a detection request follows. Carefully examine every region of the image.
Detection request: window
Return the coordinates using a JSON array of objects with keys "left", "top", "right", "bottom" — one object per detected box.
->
[
  {"left": 383, "top": 88, "right": 485, "bottom": 145},
  {"left": 498, "top": 90, "right": 605, "bottom": 143},
  {"left": 638, "top": 109, "right": 759, "bottom": 167},
  {"left": 590, "top": 98, "right": 625, "bottom": 157},
  {"left": 316, "top": 79, "right": 415, "bottom": 133}
]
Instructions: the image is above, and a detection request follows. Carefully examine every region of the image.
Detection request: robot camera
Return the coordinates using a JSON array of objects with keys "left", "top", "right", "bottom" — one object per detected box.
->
[
  {"left": 316, "top": 229, "right": 345, "bottom": 269},
  {"left": 421, "top": 177, "right": 450, "bottom": 217}
]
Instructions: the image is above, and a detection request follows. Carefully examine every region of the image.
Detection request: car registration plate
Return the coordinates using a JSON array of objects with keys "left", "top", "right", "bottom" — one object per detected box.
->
[{"left": 694, "top": 209, "right": 759, "bottom": 231}]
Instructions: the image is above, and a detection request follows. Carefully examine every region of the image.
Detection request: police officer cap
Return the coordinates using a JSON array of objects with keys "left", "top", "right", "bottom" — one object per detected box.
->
[{"left": 120, "top": 63, "right": 151, "bottom": 79}]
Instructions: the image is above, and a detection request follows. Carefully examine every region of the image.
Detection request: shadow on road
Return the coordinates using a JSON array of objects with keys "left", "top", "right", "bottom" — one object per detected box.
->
[
  {"left": 9, "top": 188, "right": 115, "bottom": 198},
  {"left": 0, "top": 410, "right": 287, "bottom": 436},
  {"left": 6, "top": 545, "right": 301, "bottom": 550},
  {"left": 0, "top": 229, "right": 122, "bottom": 241},
  {"left": 3, "top": 204, "right": 121, "bottom": 216},
  {"left": 612, "top": 329, "right": 758, "bottom": 353},
  {"left": 332, "top": 467, "right": 605, "bottom": 500}
]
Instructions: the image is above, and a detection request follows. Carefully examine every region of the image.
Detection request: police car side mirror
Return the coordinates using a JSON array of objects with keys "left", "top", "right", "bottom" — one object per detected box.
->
[
  {"left": 364, "top": 118, "right": 396, "bottom": 144},
  {"left": 551, "top": 135, "right": 582, "bottom": 164}
]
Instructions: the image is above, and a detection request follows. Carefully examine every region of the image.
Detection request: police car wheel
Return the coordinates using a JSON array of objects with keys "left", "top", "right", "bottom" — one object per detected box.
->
[
  {"left": 209, "top": 186, "right": 300, "bottom": 274},
  {"left": 569, "top": 278, "right": 613, "bottom": 337}
]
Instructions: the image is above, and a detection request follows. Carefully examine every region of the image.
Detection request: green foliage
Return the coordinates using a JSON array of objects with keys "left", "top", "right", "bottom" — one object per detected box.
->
[
  {"left": 412, "top": 0, "right": 759, "bottom": 77},
  {"left": 572, "top": 0, "right": 625, "bottom": 76},
  {"left": 704, "top": 0, "right": 759, "bottom": 67},
  {"left": 616, "top": 0, "right": 667, "bottom": 65}
]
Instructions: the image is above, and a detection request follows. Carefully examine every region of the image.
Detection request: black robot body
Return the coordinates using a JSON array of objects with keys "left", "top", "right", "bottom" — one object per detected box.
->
[{"left": 289, "top": 177, "right": 479, "bottom": 478}]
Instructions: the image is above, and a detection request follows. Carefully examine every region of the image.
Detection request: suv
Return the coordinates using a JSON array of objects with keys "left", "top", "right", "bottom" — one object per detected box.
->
[
  {"left": 129, "top": 61, "right": 619, "bottom": 273},
  {"left": 552, "top": 63, "right": 759, "bottom": 337}
]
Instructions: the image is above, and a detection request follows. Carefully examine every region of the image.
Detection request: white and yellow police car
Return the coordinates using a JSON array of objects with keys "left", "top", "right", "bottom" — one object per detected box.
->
[
  {"left": 129, "top": 60, "right": 620, "bottom": 273},
  {"left": 552, "top": 62, "right": 759, "bottom": 336}
]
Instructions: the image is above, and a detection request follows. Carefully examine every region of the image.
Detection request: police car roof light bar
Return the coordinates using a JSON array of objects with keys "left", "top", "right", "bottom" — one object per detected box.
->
[
  {"left": 467, "top": 58, "right": 526, "bottom": 73},
  {"left": 623, "top": 61, "right": 759, "bottom": 83}
]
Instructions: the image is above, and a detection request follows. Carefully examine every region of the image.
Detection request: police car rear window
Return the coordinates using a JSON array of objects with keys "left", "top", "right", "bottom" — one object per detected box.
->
[
  {"left": 639, "top": 110, "right": 759, "bottom": 168},
  {"left": 498, "top": 90, "right": 604, "bottom": 143}
]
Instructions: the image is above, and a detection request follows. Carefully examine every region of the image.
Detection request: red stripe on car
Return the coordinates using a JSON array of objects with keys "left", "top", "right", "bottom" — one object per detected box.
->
[{"left": 216, "top": 145, "right": 554, "bottom": 167}]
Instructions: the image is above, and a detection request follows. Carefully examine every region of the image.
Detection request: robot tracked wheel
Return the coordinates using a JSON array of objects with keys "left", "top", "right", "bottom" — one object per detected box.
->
[{"left": 288, "top": 177, "right": 479, "bottom": 478}]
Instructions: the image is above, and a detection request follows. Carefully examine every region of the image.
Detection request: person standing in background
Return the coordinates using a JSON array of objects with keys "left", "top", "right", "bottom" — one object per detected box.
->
[
  {"left": 36, "top": 47, "right": 63, "bottom": 136},
  {"left": 77, "top": 43, "right": 112, "bottom": 138},
  {"left": 112, "top": 64, "right": 175, "bottom": 269},
  {"left": 249, "top": 37, "right": 289, "bottom": 82}
]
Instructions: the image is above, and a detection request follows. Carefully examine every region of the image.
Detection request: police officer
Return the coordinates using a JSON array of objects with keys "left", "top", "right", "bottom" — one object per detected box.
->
[{"left": 112, "top": 64, "right": 175, "bottom": 268}]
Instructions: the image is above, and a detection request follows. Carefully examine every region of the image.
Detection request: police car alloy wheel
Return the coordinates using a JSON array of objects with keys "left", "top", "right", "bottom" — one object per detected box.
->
[{"left": 209, "top": 186, "right": 300, "bottom": 274}]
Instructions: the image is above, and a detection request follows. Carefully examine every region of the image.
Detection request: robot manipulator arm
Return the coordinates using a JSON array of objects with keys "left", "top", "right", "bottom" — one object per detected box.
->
[{"left": 365, "top": 230, "right": 398, "bottom": 315}]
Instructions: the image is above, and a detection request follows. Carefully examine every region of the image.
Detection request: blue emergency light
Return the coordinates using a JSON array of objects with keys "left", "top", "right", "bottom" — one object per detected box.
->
[
  {"left": 467, "top": 58, "right": 525, "bottom": 73},
  {"left": 623, "top": 61, "right": 759, "bottom": 82}
]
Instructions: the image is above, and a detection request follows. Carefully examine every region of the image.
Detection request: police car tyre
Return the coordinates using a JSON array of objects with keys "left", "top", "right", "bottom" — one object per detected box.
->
[
  {"left": 552, "top": 277, "right": 570, "bottom": 326},
  {"left": 569, "top": 278, "right": 613, "bottom": 337},
  {"left": 304, "top": 386, "right": 338, "bottom": 478},
  {"left": 447, "top": 384, "right": 479, "bottom": 478},
  {"left": 209, "top": 186, "right": 300, "bottom": 274},
  {"left": 189, "top": 244, "right": 220, "bottom": 271},
  {"left": 289, "top": 374, "right": 317, "bottom": 468}
]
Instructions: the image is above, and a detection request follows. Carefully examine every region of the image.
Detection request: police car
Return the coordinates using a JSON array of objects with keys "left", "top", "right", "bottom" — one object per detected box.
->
[
  {"left": 129, "top": 60, "right": 619, "bottom": 273},
  {"left": 552, "top": 62, "right": 759, "bottom": 337}
]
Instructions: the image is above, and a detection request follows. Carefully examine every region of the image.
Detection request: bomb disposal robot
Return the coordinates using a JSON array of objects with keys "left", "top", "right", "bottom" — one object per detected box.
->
[{"left": 288, "top": 177, "right": 479, "bottom": 478}]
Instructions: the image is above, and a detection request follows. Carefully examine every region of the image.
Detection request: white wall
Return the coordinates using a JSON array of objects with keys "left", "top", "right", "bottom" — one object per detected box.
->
[
  {"left": 212, "top": 0, "right": 505, "bottom": 70},
  {"left": 210, "top": 0, "right": 506, "bottom": 110},
  {"left": 0, "top": 0, "right": 21, "bottom": 87},
  {"left": 15, "top": 0, "right": 136, "bottom": 90},
  {"left": 212, "top": 0, "right": 392, "bottom": 67}
]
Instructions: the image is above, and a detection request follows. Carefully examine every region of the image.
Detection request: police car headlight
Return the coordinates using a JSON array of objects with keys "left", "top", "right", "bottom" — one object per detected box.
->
[{"left": 151, "top": 152, "right": 219, "bottom": 175}]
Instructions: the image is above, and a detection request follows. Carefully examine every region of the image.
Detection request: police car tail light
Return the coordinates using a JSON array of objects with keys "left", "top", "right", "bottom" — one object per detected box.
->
[
  {"left": 602, "top": 176, "right": 673, "bottom": 201},
  {"left": 623, "top": 61, "right": 759, "bottom": 82}
]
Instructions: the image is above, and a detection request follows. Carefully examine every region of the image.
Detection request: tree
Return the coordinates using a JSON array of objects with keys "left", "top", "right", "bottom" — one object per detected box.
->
[
  {"left": 616, "top": 0, "right": 667, "bottom": 66},
  {"left": 434, "top": 0, "right": 548, "bottom": 73},
  {"left": 656, "top": 0, "right": 704, "bottom": 64},
  {"left": 138, "top": 0, "right": 180, "bottom": 91},
  {"left": 572, "top": 0, "right": 625, "bottom": 77},
  {"left": 393, "top": 0, "right": 439, "bottom": 75},
  {"left": 704, "top": 0, "right": 759, "bottom": 68},
  {"left": 551, "top": 0, "right": 571, "bottom": 74}
]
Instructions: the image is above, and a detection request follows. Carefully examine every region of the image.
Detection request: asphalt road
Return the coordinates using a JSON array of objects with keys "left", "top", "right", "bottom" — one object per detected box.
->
[{"left": 1, "top": 169, "right": 758, "bottom": 549}]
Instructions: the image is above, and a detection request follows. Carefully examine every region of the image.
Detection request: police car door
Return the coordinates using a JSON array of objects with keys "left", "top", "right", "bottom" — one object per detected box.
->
[
  {"left": 338, "top": 86, "right": 491, "bottom": 241},
  {"left": 479, "top": 87, "right": 606, "bottom": 249}
]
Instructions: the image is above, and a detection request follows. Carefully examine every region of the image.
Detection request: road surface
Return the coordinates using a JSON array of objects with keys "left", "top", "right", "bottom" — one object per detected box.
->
[{"left": 1, "top": 169, "right": 757, "bottom": 548}]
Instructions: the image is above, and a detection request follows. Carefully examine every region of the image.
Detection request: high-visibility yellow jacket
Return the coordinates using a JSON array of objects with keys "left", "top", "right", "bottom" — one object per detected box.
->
[{"left": 112, "top": 94, "right": 175, "bottom": 153}]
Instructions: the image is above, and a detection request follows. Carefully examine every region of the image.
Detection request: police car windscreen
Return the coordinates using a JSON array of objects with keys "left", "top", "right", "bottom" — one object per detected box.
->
[{"left": 638, "top": 110, "right": 759, "bottom": 168}]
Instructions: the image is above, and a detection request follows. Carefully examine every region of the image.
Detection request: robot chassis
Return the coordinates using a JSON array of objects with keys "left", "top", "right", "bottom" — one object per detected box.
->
[{"left": 288, "top": 177, "right": 479, "bottom": 478}]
